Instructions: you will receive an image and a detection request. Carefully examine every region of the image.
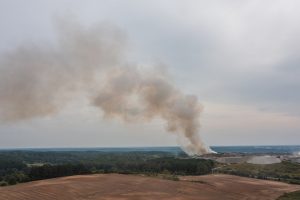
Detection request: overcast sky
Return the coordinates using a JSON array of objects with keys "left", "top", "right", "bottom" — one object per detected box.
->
[{"left": 0, "top": 0, "right": 299, "bottom": 148}]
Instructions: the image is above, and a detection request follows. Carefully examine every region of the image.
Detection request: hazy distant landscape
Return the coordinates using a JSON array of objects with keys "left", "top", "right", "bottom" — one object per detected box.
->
[
  {"left": 0, "top": 146, "right": 300, "bottom": 200},
  {"left": 1, "top": 146, "right": 300, "bottom": 199}
]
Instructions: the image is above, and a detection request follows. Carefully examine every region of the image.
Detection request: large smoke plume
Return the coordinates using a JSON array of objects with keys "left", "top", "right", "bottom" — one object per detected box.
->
[{"left": 0, "top": 21, "right": 213, "bottom": 155}]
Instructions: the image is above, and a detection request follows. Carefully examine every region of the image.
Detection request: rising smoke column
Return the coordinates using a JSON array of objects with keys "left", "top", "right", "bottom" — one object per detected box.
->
[
  {"left": 93, "top": 66, "right": 212, "bottom": 155},
  {"left": 0, "top": 21, "right": 212, "bottom": 155}
]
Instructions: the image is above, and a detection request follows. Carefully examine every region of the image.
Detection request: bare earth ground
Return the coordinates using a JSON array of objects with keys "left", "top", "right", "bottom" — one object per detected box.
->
[{"left": 0, "top": 174, "right": 299, "bottom": 200}]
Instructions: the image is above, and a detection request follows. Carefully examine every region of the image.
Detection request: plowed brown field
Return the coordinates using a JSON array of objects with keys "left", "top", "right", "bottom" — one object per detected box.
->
[{"left": 0, "top": 174, "right": 299, "bottom": 200}]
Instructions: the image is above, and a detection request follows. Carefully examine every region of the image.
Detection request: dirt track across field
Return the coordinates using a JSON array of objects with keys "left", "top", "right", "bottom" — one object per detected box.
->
[{"left": 0, "top": 174, "right": 299, "bottom": 200}]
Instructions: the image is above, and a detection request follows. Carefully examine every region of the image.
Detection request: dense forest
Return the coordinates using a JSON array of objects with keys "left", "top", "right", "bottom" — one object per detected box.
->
[{"left": 0, "top": 150, "right": 215, "bottom": 186}]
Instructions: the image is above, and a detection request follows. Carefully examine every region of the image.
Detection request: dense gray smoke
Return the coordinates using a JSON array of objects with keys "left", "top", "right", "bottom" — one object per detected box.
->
[
  {"left": 93, "top": 66, "right": 212, "bottom": 155},
  {"left": 0, "top": 21, "right": 212, "bottom": 155},
  {"left": 0, "top": 22, "right": 125, "bottom": 121}
]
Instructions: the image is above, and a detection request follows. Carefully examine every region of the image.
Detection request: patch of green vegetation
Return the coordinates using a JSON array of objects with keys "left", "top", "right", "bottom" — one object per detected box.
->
[
  {"left": 0, "top": 181, "right": 8, "bottom": 186},
  {"left": 141, "top": 172, "right": 180, "bottom": 181},
  {"left": 215, "top": 161, "right": 300, "bottom": 184},
  {"left": 277, "top": 190, "right": 300, "bottom": 200},
  {"left": 189, "top": 180, "right": 214, "bottom": 186},
  {"left": 161, "top": 174, "right": 179, "bottom": 181}
]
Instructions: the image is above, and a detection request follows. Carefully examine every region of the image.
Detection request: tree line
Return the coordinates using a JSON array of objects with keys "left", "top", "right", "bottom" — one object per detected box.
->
[{"left": 0, "top": 151, "right": 215, "bottom": 186}]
